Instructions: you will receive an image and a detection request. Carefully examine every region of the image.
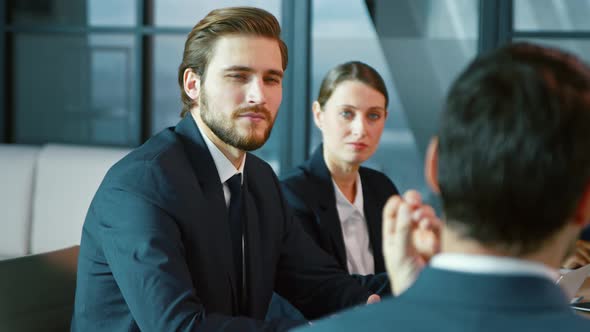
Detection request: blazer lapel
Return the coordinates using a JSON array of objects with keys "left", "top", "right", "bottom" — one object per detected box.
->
[
  {"left": 174, "top": 116, "right": 240, "bottom": 311},
  {"left": 307, "top": 145, "right": 348, "bottom": 271},
  {"left": 241, "top": 170, "right": 266, "bottom": 318},
  {"left": 361, "top": 171, "right": 385, "bottom": 273}
]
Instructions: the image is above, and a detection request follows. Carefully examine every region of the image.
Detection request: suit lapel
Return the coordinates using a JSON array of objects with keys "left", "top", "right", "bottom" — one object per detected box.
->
[
  {"left": 307, "top": 145, "right": 348, "bottom": 271},
  {"left": 174, "top": 116, "right": 240, "bottom": 311},
  {"left": 241, "top": 169, "right": 265, "bottom": 318},
  {"left": 360, "top": 170, "right": 384, "bottom": 273}
]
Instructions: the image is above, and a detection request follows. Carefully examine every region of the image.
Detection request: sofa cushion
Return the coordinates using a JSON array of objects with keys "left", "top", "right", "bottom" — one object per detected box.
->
[
  {"left": 0, "top": 144, "right": 40, "bottom": 258},
  {"left": 30, "top": 144, "right": 129, "bottom": 254}
]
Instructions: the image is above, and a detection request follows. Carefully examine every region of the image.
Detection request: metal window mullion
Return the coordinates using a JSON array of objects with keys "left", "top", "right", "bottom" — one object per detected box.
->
[
  {"left": 512, "top": 30, "right": 590, "bottom": 39},
  {"left": 280, "top": 0, "right": 312, "bottom": 172},
  {"left": 140, "top": 0, "right": 155, "bottom": 143},
  {"left": 130, "top": 0, "right": 145, "bottom": 146},
  {"left": 0, "top": 0, "right": 6, "bottom": 142},
  {"left": 478, "top": 0, "right": 513, "bottom": 53}
]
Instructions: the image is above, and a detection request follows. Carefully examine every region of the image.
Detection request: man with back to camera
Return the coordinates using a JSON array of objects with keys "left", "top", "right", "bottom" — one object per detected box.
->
[
  {"left": 71, "top": 6, "right": 440, "bottom": 332},
  {"left": 298, "top": 42, "right": 590, "bottom": 331}
]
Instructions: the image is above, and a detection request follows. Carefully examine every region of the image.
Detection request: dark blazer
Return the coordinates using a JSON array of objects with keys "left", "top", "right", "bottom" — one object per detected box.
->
[
  {"left": 280, "top": 145, "right": 399, "bottom": 277},
  {"left": 71, "top": 116, "right": 371, "bottom": 332},
  {"left": 298, "top": 267, "right": 590, "bottom": 332}
]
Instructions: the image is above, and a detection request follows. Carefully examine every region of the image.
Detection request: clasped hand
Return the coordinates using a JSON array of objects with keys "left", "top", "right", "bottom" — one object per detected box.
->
[{"left": 382, "top": 190, "right": 442, "bottom": 296}]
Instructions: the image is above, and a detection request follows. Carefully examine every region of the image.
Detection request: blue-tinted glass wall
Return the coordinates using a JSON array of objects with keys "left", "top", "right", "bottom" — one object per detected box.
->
[
  {"left": 7, "top": 0, "right": 140, "bottom": 146},
  {"left": 2, "top": 0, "right": 306, "bottom": 176}
]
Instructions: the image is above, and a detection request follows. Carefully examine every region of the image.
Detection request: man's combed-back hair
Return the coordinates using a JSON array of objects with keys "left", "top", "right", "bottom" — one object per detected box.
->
[{"left": 177, "top": 7, "right": 288, "bottom": 117}]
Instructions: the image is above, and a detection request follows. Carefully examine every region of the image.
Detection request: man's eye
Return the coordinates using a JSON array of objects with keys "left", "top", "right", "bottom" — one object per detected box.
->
[
  {"left": 264, "top": 77, "right": 281, "bottom": 84},
  {"left": 228, "top": 74, "right": 247, "bottom": 80}
]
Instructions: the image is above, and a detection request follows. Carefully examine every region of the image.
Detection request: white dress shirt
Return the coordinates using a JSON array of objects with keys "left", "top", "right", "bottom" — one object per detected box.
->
[
  {"left": 332, "top": 173, "right": 375, "bottom": 275},
  {"left": 430, "top": 253, "right": 560, "bottom": 281}
]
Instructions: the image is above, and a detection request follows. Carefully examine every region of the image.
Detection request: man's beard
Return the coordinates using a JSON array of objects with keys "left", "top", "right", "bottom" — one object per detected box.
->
[{"left": 200, "top": 90, "right": 275, "bottom": 151}]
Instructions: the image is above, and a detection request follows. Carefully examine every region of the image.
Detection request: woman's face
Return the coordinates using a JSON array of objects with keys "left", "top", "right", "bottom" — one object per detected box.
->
[{"left": 314, "top": 80, "right": 387, "bottom": 167}]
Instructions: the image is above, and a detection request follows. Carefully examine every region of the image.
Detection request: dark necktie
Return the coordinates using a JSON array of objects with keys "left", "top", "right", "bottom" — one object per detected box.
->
[{"left": 226, "top": 173, "right": 243, "bottom": 305}]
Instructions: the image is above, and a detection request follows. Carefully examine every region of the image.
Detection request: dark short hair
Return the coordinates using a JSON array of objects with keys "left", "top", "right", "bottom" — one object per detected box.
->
[
  {"left": 316, "top": 61, "right": 388, "bottom": 108},
  {"left": 177, "top": 6, "right": 288, "bottom": 117},
  {"left": 438, "top": 42, "right": 590, "bottom": 255}
]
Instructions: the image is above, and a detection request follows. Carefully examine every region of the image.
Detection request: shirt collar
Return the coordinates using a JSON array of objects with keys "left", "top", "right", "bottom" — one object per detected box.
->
[
  {"left": 430, "top": 253, "right": 560, "bottom": 282},
  {"left": 333, "top": 172, "right": 364, "bottom": 221},
  {"left": 194, "top": 115, "right": 245, "bottom": 184}
]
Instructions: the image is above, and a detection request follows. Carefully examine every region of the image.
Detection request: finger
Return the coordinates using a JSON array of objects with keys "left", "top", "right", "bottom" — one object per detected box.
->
[
  {"left": 403, "top": 190, "right": 422, "bottom": 207},
  {"left": 415, "top": 220, "right": 441, "bottom": 257},
  {"left": 576, "top": 247, "right": 590, "bottom": 263},
  {"left": 578, "top": 240, "right": 590, "bottom": 250},
  {"left": 366, "top": 294, "right": 381, "bottom": 304},
  {"left": 382, "top": 195, "right": 402, "bottom": 237},
  {"left": 418, "top": 218, "right": 431, "bottom": 230},
  {"left": 396, "top": 203, "right": 414, "bottom": 235},
  {"left": 563, "top": 256, "right": 584, "bottom": 269},
  {"left": 412, "top": 205, "right": 436, "bottom": 222},
  {"left": 417, "top": 216, "right": 443, "bottom": 235},
  {"left": 562, "top": 260, "right": 575, "bottom": 269},
  {"left": 389, "top": 202, "right": 414, "bottom": 251},
  {"left": 383, "top": 198, "right": 412, "bottom": 256}
]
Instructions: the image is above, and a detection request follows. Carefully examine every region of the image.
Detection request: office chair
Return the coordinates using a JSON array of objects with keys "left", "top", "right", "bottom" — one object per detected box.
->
[{"left": 0, "top": 246, "right": 79, "bottom": 331}]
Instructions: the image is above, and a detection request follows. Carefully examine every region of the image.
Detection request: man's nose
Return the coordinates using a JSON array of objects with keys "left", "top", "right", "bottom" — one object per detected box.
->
[{"left": 246, "top": 78, "right": 266, "bottom": 105}]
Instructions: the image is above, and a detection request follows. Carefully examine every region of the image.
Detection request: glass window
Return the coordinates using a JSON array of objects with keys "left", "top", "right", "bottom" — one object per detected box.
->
[
  {"left": 151, "top": 35, "right": 185, "bottom": 135},
  {"left": 514, "top": 0, "right": 590, "bottom": 31},
  {"left": 8, "top": 0, "right": 137, "bottom": 27},
  {"left": 311, "top": 0, "right": 478, "bottom": 195},
  {"left": 5, "top": 1, "right": 290, "bottom": 157},
  {"left": 153, "top": 0, "right": 281, "bottom": 27},
  {"left": 13, "top": 33, "right": 138, "bottom": 146},
  {"left": 88, "top": 0, "right": 137, "bottom": 26}
]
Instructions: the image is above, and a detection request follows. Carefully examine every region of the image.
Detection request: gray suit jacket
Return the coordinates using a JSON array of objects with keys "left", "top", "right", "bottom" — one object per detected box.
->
[{"left": 298, "top": 267, "right": 590, "bottom": 331}]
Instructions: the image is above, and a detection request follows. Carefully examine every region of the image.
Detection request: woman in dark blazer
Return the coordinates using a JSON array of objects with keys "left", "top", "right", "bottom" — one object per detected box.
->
[
  {"left": 266, "top": 61, "right": 397, "bottom": 321},
  {"left": 280, "top": 61, "right": 398, "bottom": 287}
]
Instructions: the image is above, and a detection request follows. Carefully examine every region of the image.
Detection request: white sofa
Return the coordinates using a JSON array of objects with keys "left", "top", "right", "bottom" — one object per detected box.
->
[{"left": 0, "top": 143, "right": 130, "bottom": 259}]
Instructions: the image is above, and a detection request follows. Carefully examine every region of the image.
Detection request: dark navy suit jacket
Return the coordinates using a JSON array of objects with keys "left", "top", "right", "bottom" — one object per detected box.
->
[
  {"left": 298, "top": 267, "right": 590, "bottom": 331},
  {"left": 71, "top": 116, "right": 371, "bottom": 332},
  {"left": 280, "top": 145, "right": 398, "bottom": 292}
]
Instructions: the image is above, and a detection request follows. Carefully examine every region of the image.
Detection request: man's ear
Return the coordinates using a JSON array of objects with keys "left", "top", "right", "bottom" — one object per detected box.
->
[
  {"left": 425, "top": 137, "right": 440, "bottom": 194},
  {"left": 312, "top": 101, "right": 323, "bottom": 130},
  {"left": 572, "top": 181, "right": 590, "bottom": 228},
  {"left": 183, "top": 68, "right": 201, "bottom": 104}
]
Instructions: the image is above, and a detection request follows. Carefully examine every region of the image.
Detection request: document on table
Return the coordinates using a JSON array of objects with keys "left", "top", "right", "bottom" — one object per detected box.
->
[{"left": 556, "top": 263, "right": 590, "bottom": 300}]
